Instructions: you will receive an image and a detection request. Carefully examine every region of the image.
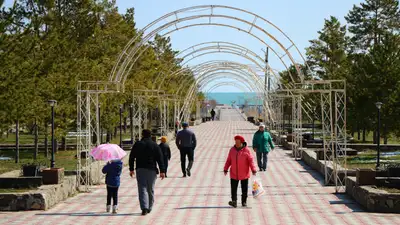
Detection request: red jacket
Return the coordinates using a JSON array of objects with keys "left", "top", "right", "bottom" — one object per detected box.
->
[{"left": 224, "top": 145, "right": 257, "bottom": 180}]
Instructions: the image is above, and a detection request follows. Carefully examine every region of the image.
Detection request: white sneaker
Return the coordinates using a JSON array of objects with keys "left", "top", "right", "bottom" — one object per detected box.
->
[
  {"left": 112, "top": 205, "right": 118, "bottom": 214},
  {"left": 106, "top": 205, "right": 111, "bottom": 213}
]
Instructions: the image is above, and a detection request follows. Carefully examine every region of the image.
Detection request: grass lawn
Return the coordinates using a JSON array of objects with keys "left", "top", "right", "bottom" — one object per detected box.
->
[
  {"left": 378, "top": 187, "right": 400, "bottom": 194},
  {"left": 0, "top": 149, "right": 81, "bottom": 175},
  {"left": 0, "top": 134, "right": 47, "bottom": 145},
  {"left": 343, "top": 150, "right": 400, "bottom": 170},
  {"left": 350, "top": 131, "right": 400, "bottom": 144},
  {"left": 0, "top": 188, "right": 37, "bottom": 193}
]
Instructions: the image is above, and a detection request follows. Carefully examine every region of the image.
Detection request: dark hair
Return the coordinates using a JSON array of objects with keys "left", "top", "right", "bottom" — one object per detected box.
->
[{"left": 142, "top": 129, "right": 151, "bottom": 138}]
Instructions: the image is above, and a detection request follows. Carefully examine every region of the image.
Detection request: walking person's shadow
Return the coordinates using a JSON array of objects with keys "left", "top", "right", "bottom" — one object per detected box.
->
[
  {"left": 175, "top": 206, "right": 251, "bottom": 209},
  {"left": 36, "top": 212, "right": 142, "bottom": 217}
]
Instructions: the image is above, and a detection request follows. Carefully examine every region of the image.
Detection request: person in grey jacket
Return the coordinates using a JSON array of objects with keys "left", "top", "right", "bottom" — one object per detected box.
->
[{"left": 175, "top": 122, "right": 197, "bottom": 177}]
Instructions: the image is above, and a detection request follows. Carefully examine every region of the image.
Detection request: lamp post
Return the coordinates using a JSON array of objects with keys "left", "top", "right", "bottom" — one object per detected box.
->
[
  {"left": 375, "top": 102, "right": 383, "bottom": 168},
  {"left": 48, "top": 100, "right": 57, "bottom": 168},
  {"left": 119, "top": 105, "right": 123, "bottom": 147}
]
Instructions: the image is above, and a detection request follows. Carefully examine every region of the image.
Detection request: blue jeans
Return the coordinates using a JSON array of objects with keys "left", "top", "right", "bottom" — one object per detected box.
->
[
  {"left": 136, "top": 168, "right": 157, "bottom": 211},
  {"left": 256, "top": 152, "right": 268, "bottom": 170}
]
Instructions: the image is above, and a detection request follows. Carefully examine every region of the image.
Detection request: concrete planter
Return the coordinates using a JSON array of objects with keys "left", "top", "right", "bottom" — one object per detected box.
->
[
  {"left": 22, "top": 165, "right": 40, "bottom": 177},
  {"left": 356, "top": 168, "right": 376, "bottom": 185},
  {"left": 42, "top": 168, "right": 64, "bottom": 185}
]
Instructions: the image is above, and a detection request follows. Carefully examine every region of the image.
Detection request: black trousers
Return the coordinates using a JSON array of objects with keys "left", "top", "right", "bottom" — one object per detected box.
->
[
  {"left": 164, "top": 156, "right": 169, "bottom": 174},
  {"left": 230, "top": 179, "right": 248, "bottom": 202},
  {"left": 180, "top": 147, "right": 194, "bottom": 175},
  {"left": 106, "top": 186, "right": 119, "bottom": 206}
]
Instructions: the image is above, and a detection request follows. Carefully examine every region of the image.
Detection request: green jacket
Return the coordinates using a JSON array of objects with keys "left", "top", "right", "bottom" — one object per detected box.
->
[{"left": 252, "top": 131, "right": 275, "bottom": 153}]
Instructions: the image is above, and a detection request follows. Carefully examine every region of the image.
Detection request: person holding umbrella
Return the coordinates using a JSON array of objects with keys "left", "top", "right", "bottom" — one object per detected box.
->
[
  {"left": 90, "top": 143, "right": 127, "bottom": 214},
  {"left": 102, "top": 159, "right": 123, "bottom": 214}
]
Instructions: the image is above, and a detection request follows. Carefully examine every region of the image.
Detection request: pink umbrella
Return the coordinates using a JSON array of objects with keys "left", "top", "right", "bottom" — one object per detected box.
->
[{"left": 90, "top": 144, "right": 127, "bottom": 161}]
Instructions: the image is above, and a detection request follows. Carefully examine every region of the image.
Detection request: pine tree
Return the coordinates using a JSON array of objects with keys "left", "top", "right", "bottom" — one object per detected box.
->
[
  {"left": 345, "top": 0, "right": 400, "bottom": 51},
  {"left": 306, "top": 16, "right": 349, "bottom": 80}
]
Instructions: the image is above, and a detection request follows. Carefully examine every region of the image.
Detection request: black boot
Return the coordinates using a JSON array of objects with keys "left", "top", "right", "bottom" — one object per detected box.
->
[
  {"left": 228, "top": 200, "right": 237, "bottom": 208},
  {"left": 142, "top": 209, "right": 149, "bottom": 216},
  {"left": 242, "top": 196, "right": 247, "bottom": 207}
]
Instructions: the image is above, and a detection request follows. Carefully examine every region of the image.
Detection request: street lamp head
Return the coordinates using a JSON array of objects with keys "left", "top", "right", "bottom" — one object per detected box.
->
[
  {"left": 48, "top": 100, "right": 57, "bottom": 107},
  {"left": 375, "top": 102, "right": 383, "bottom": 110}
]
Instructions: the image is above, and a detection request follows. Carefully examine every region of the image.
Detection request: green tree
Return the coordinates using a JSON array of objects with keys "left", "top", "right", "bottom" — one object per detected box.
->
[
  {"left": 345, "top": 0, "right": 400, "bottom": 50},
  {"left": 306, "top": 16, "right": 349, "bottom": 80}
]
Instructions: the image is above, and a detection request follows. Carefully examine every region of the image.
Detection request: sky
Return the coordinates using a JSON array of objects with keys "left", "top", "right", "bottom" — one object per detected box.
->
[{"left": 3, "top": 0, "right": 364, "bottom": 92}]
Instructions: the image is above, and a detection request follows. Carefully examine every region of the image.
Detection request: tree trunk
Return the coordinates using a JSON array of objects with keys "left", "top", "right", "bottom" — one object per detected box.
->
[
  {"left": 114, "top": 127, "right": 117, "bottom": 138},
  {"left": 62, "top": 137, "right": 66, "bottom": 151},
  {"left": 124, "top": 117, "right": 127, "bottom": 134},
  {"left": 362, "top": 127, "right": 366, "bottom": 142},
  {"left": 34, "top": 120, "right": 38, "bottom": 160},
  {"left": 383, "top": 124, "right": 388, "bottom": 144},
  {"left": 357, "top": 128, "right": 360, "bottom": 140},
  {"left": 106, "top": 131, "right": 111, "bottom": 143},
  {"left": 15, "top": 120, "right": 19, "bottom": 163},
  {"left": 373, "top": 131, "right": 377, "bottom": 144}
]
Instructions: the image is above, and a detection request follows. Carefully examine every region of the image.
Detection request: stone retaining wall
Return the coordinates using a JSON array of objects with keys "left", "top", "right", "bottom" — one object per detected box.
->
[
  {"left": 346, "top": 176, "right": 400, "bottom": 213},
  {"left": 300, "top": 149, "right": 356, "bottom": 183},
  {"left": 0, "top": 177, "right": 43, "bottom": 189},
  {"left": 0, "top": 175, "right": 77, "bottom": 211}
]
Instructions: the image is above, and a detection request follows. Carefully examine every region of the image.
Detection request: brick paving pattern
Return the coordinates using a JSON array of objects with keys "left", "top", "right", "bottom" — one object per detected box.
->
[{"left": 1, "top": 109, "right": 400, "bottom": 224}]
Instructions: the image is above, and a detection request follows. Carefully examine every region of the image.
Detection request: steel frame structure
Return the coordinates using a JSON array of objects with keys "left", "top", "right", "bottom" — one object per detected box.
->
[
  {"left": 274, "top": 80, "right": 347, "bottom": 192},
  {"left": 76, "top": 5, "right": 317, "bottom": 192}
]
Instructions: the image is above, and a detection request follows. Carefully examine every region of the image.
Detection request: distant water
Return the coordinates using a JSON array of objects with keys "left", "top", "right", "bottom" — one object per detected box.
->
[{"left": 206, "top": 92, "right": 263, "bottom": 105}]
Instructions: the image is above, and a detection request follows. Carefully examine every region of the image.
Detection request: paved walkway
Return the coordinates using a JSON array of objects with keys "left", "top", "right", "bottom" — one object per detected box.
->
[{"left": 1, "top": 110, "right": 400, "bottom": 224}]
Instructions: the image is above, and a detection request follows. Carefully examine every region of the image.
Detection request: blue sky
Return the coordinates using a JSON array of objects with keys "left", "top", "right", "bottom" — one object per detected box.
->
[{"left": 3, "top": 0, "right": 363, "bottom": 92}]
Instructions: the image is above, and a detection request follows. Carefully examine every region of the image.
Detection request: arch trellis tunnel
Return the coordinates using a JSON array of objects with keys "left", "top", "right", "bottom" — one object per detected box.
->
[{"left": 77, "top": 5, "right": 347, "bottom": 193}]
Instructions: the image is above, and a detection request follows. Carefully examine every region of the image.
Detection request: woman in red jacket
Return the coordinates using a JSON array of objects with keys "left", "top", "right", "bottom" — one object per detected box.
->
[{"left": 224, "top": 135, "right": 257, "bottom": 207}]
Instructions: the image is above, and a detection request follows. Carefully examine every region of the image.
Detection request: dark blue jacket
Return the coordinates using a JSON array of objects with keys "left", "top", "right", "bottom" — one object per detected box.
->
[
  {"left": 102, "top": 160, "right": 123, "bottom": 187},
  {"left": 176, "top": 128, "right": 197, "bottom": 149}
]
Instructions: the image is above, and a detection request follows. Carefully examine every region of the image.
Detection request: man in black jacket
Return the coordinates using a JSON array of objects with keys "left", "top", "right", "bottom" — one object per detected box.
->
[
  {"left": 129, "top": 129, "right": 165, "bottom": 216},
  {"left": 176, "top": 122, "right": 197, "bottom": 177}
]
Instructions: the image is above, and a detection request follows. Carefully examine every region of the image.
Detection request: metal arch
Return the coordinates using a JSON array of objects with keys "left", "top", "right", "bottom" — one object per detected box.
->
[
  {"left": 154, "top": 49, "right": 266, "bottom": 91},
  {"left": 194, "top": 70, "right": 262, "bottom": 91},
  {"left": 175, "top": 61, "right": 271, "bottom": 115},
  {"left": 156, "top": 46, "right": 282, "bottom": 93},
  {"left": 152, "top": 41, "right": 268, "bottom": 88},
  {"left": 176, "top": 65, "right": 267, "bottom": 119},
  {"left": 151, "top": 41, "right": 282, "bottom": 92},
  {"left": 120, "top": 21, "right": 295, "bottom": 86},
  {"left": 181, "top": 66, "right": 273, "bottom": 121},
  {"left": 111, "top": 5, "right": 309, "bottom": 85},
  {"left": 167, "top": 60, "right": 266, "bottom": 95},
  {"left": 180, "top": 65, "right": 265, "bottom": 97},
  {"left": 176, "top": 71, "right": 264, "bottom": 99},
  {"left": 196, "top": 73, "right": 260, "bottom": 94},
  {"left": 193, "top": 60, "right": 263, "bottom": 82},
  {"left": 205, "top": 82, "right": 250, "bottom": 93}
]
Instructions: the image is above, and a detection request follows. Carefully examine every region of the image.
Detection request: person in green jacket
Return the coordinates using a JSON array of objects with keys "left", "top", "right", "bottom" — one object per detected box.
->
[{"left": 252, "top": 124, "right": 274, "bottom": 171}]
